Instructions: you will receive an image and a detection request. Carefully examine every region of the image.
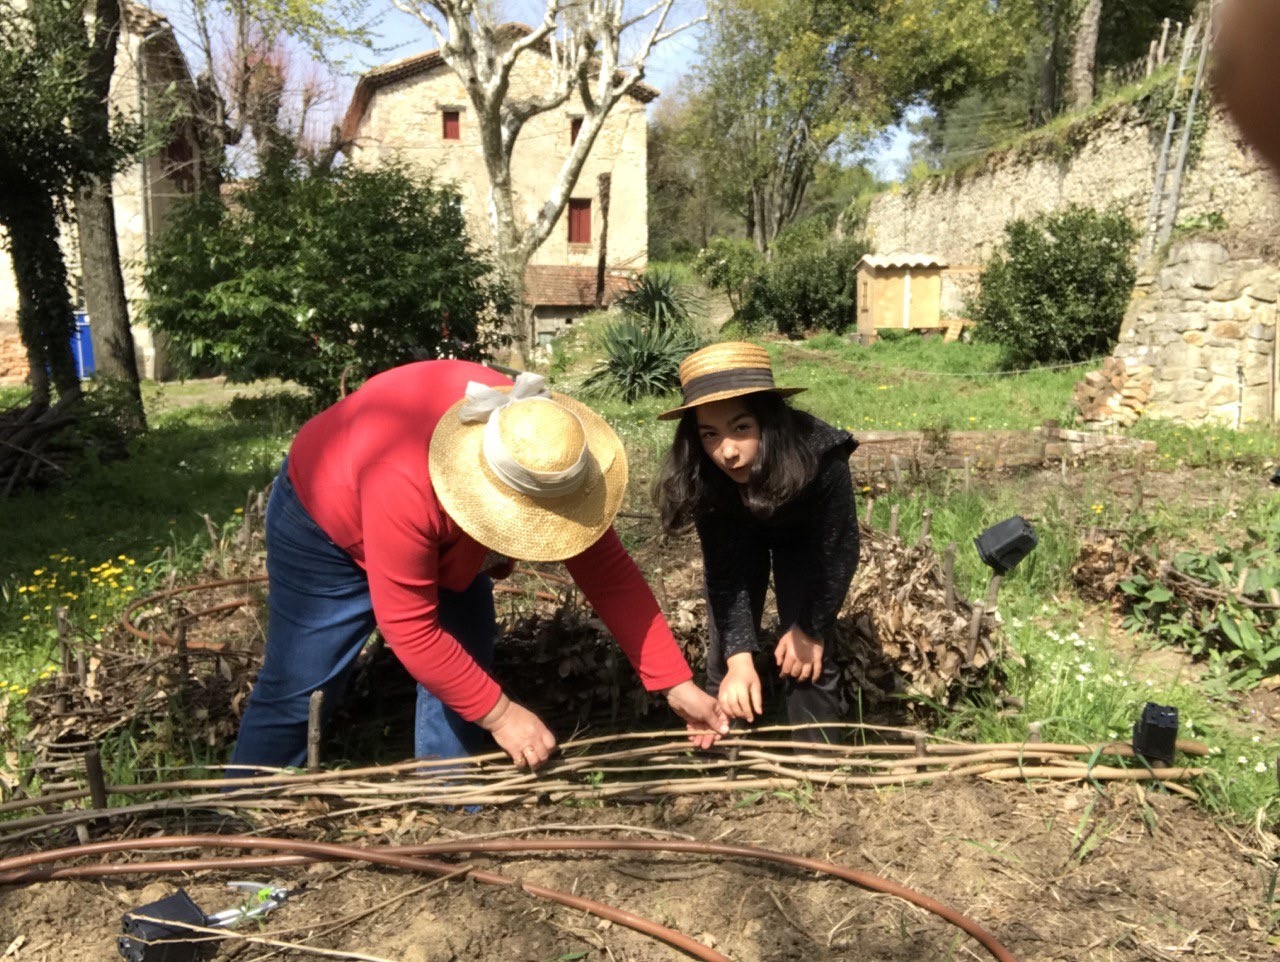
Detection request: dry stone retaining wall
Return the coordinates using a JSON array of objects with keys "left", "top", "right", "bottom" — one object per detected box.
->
[
  {"left": 1113, "top": 240, "right": 1279, "bottom": 425},
  {"left": 866, "top": 106, "right": 1280, "bottom": 268}
]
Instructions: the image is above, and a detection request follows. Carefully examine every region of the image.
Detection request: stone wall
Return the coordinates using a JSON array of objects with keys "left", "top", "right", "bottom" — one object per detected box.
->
[
  {"left": 866, "top": 105, "right": 1280, "bottom": 267},
  {"left": 1113, "top": 239, "right": 1279, "bottom": 425}
]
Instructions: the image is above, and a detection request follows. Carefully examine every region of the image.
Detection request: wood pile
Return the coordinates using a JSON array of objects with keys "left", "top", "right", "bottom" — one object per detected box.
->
[
  {"left": 0, "top": 395, "right": 81, "bottom": 495},
  {"left": 1073, "top": 357, "right": 1154, "bottom": 428}
]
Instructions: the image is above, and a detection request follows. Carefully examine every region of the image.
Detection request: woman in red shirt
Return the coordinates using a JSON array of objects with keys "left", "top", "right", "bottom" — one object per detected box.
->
[{"left": 230, "top": 360, "right": 728, "bottom": 773}]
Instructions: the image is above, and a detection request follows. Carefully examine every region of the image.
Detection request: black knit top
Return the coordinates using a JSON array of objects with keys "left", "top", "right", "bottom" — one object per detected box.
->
[{"left": 693, "top": 412, "right": 859, "bottom": 659}]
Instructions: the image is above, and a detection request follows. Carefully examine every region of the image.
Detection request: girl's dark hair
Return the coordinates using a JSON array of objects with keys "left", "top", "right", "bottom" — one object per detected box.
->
[{"left": 654, "top": 391, "right": 818, "bottom": 534}]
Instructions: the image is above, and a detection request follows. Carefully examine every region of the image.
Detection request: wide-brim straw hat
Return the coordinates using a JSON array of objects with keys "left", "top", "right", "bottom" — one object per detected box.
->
[
  {"left": 657, "top": 341, "right": 804, "bottom": 420},
  {"left": 430, "top": 385, "right": 628, "bottom": 562}
]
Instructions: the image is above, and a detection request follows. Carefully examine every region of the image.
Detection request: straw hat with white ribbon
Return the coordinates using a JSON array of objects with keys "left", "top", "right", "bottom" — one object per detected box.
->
[
  {"left": 429, "top": 373, "right": 628, "bottom": 562},
  {"left": 657, "top": 341, "right": 804, "bottom": 421}
]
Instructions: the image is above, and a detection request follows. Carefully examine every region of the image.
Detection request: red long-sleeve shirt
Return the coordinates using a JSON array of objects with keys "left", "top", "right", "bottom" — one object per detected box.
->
[{"left": 286, "top": 360, "right": 692, "bottom": 722}]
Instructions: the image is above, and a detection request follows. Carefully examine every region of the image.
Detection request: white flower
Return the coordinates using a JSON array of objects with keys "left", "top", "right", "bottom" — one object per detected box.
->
[
  {"left": 1256, "top": 762, "right": 1268, "bottom": 774},
  {"left": 1252, "top": 735, "right": 1262, "bottom": 743},
  {"left": 1239, "top": 756, "right": 1250, "bottom": 765},
  {"left": 1075, "top": 674, "right": 1085, "bottom": 682},
  {"left": 1079, "top": 664, "right": 1093, "bottom": 674},
  {"left": 1108, "top": 731, "right": 1119, "bottom": 740},
  {"left": 1209, "top": 746, "right": 1222, "bottom": 756}
]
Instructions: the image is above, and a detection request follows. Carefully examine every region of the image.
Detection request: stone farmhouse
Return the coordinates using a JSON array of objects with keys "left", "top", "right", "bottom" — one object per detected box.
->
[
  {"left": 339, "top": 23, "right": 653, "bottom": 346},
  {"left": 0, "top": 3, "right": 200, "bottom": 385}
]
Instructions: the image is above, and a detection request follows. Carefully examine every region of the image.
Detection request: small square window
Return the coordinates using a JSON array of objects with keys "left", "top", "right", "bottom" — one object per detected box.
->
[{"left": 442, "top": 110, "right": 461, "bottom": 140}]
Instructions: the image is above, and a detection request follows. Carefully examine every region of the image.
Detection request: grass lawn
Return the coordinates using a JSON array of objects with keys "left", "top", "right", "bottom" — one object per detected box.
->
[{"left": 2, "top": 336, "right": 1279, "bottom": 823}]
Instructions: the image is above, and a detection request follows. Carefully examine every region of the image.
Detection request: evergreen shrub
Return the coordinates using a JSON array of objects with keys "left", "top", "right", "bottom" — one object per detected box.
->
[{"left": 972, "top": 205, "right": 1138, "bottom": 367}]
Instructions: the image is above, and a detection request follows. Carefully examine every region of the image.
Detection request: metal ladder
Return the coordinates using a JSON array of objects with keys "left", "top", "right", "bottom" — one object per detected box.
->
[{"left": 1140, "top": 17, "right": 1213, "bottom": 261}]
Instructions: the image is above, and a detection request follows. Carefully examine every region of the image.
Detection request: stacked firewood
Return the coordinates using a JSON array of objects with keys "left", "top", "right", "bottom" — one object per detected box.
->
[{"left": 1073, "top": 357, "right": 1153, "bottom": 427}]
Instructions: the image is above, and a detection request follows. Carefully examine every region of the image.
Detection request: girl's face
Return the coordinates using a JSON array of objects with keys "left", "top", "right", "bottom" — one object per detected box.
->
[{"left": 695, "top": 397, "right": 761, "bottom": 485}]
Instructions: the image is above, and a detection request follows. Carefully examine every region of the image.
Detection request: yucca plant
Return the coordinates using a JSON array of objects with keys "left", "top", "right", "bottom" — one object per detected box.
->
[
  {"left": 583, "top": 318, "right": 698, "bottom": 402},
  {"left": 614, "top": 269, "right": 698, "bottom": 331}
]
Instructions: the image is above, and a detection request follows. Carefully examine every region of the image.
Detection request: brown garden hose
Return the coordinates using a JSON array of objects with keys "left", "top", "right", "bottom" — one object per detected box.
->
[{"left": 0, "top": 834, "right": 1020, "bottom": 962}]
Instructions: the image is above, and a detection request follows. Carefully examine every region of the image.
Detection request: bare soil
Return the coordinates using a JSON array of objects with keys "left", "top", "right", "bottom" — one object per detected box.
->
[{"left": 0, "top": 779, "right": 1273, "bottom": 962}]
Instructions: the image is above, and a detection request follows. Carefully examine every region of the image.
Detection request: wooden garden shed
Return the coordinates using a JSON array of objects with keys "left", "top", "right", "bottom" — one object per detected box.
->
[{"left": 855, "top": 253, "right": 948, "bottom": 340}]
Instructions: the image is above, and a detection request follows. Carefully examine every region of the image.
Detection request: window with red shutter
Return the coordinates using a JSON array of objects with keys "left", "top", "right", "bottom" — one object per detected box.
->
[
  {"left": 568, "top": 199, "right": 591, "bottom": 244},
  {"left": 442, "top": 110, "right": 461, "bottom": 140},
  {"left": 570, "top": 117, "right": 583, "bottom": 143}
]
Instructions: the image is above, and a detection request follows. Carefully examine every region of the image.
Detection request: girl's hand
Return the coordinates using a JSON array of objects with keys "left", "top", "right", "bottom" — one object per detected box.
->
[
  {"left": 665, "top": 680, "right": 731, "bottom": 749},
  {"left": 718, "top": 652, "right": 763, "bottom": 722},
  {"left": 775, "top": 627, "right": 823, "bottom": 683}
]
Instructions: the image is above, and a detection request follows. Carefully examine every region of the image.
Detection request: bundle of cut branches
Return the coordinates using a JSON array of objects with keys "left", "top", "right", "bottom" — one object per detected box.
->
[
  {"left": 835, "top": 526, "right": 1003, "bottom": 708},
  {"left": 0, "top": 395, "right": 81, "bottom": 495}
]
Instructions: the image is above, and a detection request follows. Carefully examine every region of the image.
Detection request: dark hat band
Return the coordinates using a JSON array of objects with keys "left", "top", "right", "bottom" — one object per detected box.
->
[{"left": 680, "top": 367, "right": 776, "bottom": 406}]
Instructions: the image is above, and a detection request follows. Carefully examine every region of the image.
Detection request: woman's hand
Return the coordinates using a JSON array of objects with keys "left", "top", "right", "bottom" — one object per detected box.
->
[
  {"left": 717, "top": 652, "right": 763, "bottom": 723},
  {"left": 478, "top": 693, "right": 557, "bottom": 769},
  {"left": 775, "top": 626, "right": 824, "bottom": 683},
  {"left": 665, "top": 679, "right": 731, "bottom": 749}
]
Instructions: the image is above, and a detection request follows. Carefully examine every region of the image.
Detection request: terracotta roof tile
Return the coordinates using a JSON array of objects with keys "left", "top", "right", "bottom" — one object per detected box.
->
[{"left": 524, "top": 265, "right": 634, "bottom": 307}]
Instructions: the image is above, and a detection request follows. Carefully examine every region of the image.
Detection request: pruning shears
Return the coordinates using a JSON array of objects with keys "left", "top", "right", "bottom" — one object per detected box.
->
[{"left": 205, "top": 882, "right": 292, "bottom": 929}]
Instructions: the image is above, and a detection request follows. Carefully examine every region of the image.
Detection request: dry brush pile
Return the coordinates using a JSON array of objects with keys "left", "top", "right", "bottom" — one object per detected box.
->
[{"left": 7, "top": 490, "right": 1009, "bottom": 795}]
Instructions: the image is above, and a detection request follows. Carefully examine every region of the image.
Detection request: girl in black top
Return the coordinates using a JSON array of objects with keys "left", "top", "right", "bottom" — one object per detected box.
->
[{"left": 655, "top": 342, "right": 859, "bottom": 743}]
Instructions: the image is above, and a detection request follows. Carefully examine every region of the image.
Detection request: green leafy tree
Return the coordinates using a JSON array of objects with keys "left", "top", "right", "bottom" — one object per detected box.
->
[
  {"left": 142, "top": 160, "right": 511, "bottom": 401},
  {"left": 0, "top": 0, "right": 137, "bottom": 408},
  {"left": 687, "top": 0, "right": 1016, "bottom": 253},
  {"left": 647, "top": 94, "right": 738, "bottom": 261},
  {"left": 694, "top": 237, "right": 764, "bottom": 317},
  {"left": 972, "top": 204, "right": 1138, "bottom": 366}
]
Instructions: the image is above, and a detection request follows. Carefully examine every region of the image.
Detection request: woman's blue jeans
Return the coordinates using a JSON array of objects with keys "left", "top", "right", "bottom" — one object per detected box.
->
[{"left": 229, "top": 461, "right": 497, "bottom": 774}]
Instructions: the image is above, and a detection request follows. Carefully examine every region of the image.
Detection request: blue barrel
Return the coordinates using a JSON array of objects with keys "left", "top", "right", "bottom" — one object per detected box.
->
[{"left": 71, "top": 311, "right": 95, "bottom": 378}]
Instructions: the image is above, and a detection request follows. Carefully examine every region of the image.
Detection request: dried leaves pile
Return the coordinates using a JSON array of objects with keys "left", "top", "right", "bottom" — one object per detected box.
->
[
  {"left": 1070, "top": 528, "right": 1142, "bottom": 602},
  {"left": 837, "top": 527, "right": 1003, "bottom": 708}
]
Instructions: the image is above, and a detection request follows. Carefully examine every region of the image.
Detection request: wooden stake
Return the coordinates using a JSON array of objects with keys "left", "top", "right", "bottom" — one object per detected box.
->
[
  {"left": 864, "top": 498, "right": 876, "bottom": 530},
  {"left": 891, "top": 454, "right": 903, "bottom": 487},
  {"left": 914, "top": 732, "right": 928, "bottom": 774},
  {"left": 918, "top": 510, "right": 932, "bottom": 546},
  {"left": 943, "top": 543, "right": 957, "bottom": 608},
  {"left": 654, "top": 566, "right": 669, "bottom": 612},
  {"left": 1060, "top": 457, "right": 1068, "bottom": 482},
  {"left": 55, "top": 606, "right": 71, "bottom": 674},
  {"left": 307, "top": 690, "right": 325, "bottom": 772},
  {"left": 1028, "top": 722, "right": 1042, "bottom": 744},
  {"left": 984, "top": 574, "right": 1003, "bottom": 614},
  {"left": 963, "top": 457, "right": 972, "bottom": 494},
  {"left": 174, "top": 623, "right": 190, "bottom": 702},
  {"left": 83, "top": 747, "right": 108, "bottom": 822},
  {"left": 966, "top": 602, "right": 985, "bottom": 664},
  {"left": 889, "top": 504, "right": 900, "bottom": 540}
]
